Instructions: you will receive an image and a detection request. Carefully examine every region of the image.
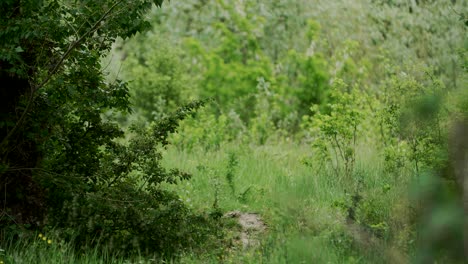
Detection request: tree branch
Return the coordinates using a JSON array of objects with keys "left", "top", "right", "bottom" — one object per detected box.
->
[{"left": 0, "top": 0, "right": 125, "bottom": 152}]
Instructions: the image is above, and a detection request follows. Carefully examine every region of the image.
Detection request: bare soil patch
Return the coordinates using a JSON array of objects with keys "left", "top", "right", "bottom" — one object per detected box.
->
[{"left": 224, "top": 210, "right": 266, "bottom": 249}]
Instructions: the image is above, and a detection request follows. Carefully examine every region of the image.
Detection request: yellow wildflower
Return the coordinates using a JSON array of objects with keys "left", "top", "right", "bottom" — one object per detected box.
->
[
  {"left": 38, "top": 233, "right": 43, "bottom": 238},
  {"left": 47, "top": 239, "right": 52, "bottom": 244},
  {"left": 42, "top": 236, "right": 46, "bottom": 241}
]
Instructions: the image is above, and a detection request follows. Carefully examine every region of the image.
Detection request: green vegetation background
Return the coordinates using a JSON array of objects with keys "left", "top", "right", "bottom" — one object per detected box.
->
[{"left": 0, "top": 0, "right": 466, "bottom": 263}]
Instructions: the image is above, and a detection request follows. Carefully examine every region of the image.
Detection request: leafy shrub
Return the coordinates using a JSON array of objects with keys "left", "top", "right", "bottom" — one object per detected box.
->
[
  {"left": 277, "top": 20, "right": 330, "bottom": 119},
  {"left": 170, "top": 107, "right": 243, "bottom": 151},
  {"left": 120, "top": 31, "right": 195, "bottom": 123},
  {"left": 379, "top": 67, "right": 449, "bottom": 176},
  {"left": 40, "top": 101, "right": 224, "bottom": 256},
  {"left": 0, "top": 0, "right": 165, "bottom": 228},
  {"left": 303, "top": 79, "right": 367, "bottom": 179}
]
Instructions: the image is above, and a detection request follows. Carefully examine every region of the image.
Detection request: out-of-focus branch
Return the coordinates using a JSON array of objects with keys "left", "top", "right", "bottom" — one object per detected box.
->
[{"left": 450, "top": 117, "right": 468, "bottom": 260}]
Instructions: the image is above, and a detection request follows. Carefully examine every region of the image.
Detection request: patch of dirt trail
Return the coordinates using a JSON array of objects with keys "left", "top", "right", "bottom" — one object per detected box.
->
[{"left": 224, "top": 210, "right": 266, "bottom": 249}]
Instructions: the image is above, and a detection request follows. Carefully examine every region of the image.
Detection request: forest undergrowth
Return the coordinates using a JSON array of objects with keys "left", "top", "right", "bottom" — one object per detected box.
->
[{"left": 0, "top": 0, "right": 466, "bottom": 263}]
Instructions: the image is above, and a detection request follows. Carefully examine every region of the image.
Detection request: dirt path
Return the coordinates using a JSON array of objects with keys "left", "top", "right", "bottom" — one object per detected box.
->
[{"left": 224, "top": 210, "right": 266, "bottom": 249}]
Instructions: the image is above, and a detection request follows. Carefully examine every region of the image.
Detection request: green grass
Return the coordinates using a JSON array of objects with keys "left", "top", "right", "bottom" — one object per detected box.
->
[
  {"left": 2, "top": 141, "right": 414, "bottom": 263},
  {"left": 0, "top": 231, "right": 186, "bottom": 264},
  {"left": 0, "top": 232, "right": 122, "bottom": 264},
  {"left": 160, "top": 141, "right": 414, "bottom": 263}
]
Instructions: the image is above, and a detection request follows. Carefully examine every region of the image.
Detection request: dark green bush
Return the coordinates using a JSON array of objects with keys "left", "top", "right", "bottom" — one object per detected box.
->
[{"left": 0, "top": 0, "right": 222, "bottom": 258}]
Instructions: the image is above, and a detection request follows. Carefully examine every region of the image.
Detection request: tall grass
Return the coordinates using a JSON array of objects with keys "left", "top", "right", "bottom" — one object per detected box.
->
[
  {"left": 0, "top": 231, "right": 181, "bottom": 264},
  {"left": 0, "top": 232, "right": 122, "bottom": 264},
  {"left": 3, "top": 141, "right": 413, "bottom": 263},
  {"left": 161, "top": 141, "right": 414, "bottom": 263}
]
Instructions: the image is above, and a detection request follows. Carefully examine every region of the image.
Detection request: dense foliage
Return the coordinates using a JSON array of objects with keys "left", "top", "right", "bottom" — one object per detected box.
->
[
  {"left": 1, "top": 0, "right": 467, "bottom": 262},
  {"left": 0, "top": 0, "right": 222, "bottom": 257},
  {"left": 114, "top": 0, "right": 466, "bottom": 262}
]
